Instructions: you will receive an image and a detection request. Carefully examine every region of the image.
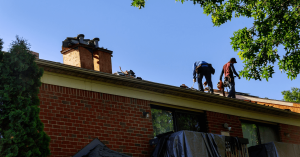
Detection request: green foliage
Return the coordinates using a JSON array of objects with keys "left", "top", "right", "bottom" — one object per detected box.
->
[
  {"left": 0, "top": 36, "right": 51, "bottom": 157},
  {"left": 242, "top": 123, "right": 259, "bottom": 147},
  {"left": 131, "top": 0, "right": 145, "bottom": 9},
  {"left": 151, "top": 108, "right": 174, "bottom": 137},
  {"left": 282, "top": 87, "right": 300, "bottom": 103},
  {"left": 132, "top": 0, "right": 300, "bottom": 81},
  {"left": 0, "top": 38, "right": 3, "bottom": 51}
]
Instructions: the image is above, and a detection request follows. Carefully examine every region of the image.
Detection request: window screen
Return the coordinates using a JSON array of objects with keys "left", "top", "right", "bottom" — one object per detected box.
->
[
  {"left": 242, "top": 121, "right": 279, "bottom": 147},
  {"left": 151, "top": 108, "right": 174, "bottom": 137},
  {"left": 258, "top": 125, "right": 279, "bottom": 144},
  {"left": 242, "top": 122, "right": 260, "bottom": 147}
]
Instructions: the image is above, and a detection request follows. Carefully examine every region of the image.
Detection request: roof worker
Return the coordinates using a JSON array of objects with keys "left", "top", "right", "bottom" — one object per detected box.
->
[
  {"left": 193, "top": 61, "right": 215, "bottom": 94},
  {"left": 220, "top": 58, "right": 241, "bottom": 98}
]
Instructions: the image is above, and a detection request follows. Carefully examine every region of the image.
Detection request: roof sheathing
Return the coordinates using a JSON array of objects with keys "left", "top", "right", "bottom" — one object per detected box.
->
[
  {"left": 35, "top": 59, "right": 300, "bottom": 119},
  {"left": 212, "top": 90, "right": 296, "bottom": 107}
]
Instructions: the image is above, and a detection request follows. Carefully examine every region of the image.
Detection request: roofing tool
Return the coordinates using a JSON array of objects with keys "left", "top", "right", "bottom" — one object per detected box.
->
[
  {"left": 217, "top": 81, "right": 225, "bottom": 96},
  {"left": 218, "top": 75, "right": 238, "bottom": 97},
  {"left": 190, "top": 82, "right": 198, "bottom": 90},
  {"left": 191, "top": 82, "right": 195, "bottom": 89}
]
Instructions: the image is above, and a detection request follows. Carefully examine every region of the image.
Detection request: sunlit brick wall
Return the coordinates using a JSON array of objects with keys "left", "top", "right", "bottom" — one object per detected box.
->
[
  {"left": 38, "top": 83, "right": 154, "bottom": 157},
  {"left": 206, "top": 111, "right": 243, "bottom": 138},
  {"left": 279, "top": 124, "right": 300, "bottom": 144}
]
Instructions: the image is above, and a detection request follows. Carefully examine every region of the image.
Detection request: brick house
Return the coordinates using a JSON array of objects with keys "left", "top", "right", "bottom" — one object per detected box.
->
[{"left": 35, "top": 34, "right": 300, "bottom": 157}]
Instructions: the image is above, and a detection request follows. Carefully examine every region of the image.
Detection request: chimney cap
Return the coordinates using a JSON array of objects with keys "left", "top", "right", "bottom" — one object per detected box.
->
[
  {"left": 93, "top": 38, "right": 100, "bottom": 41},
  {"left": 77, "top": 34, "right": 85, "bottom": 38}
]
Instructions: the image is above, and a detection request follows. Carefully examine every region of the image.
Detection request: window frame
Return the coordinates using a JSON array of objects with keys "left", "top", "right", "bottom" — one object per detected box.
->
[
  {"left": 240, "top": 119, "right": 279, "bottom": 146},
  {"left": 150, "top": 104, "right": 207, "bottom": 135}
]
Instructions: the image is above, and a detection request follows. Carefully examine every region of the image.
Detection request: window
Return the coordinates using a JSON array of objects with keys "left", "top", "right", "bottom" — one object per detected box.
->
[
  {"left": 151, "top": 108, "right": 174, "bottom": 137},
  {"left": 241, "top": 121, "right": 279, "bottom": 147},
  {"left": 174, "top": 111, "right": 202, "bottom": 132},
  {"left": 151, "top": 105, "right": 206, "bottom": 137}
]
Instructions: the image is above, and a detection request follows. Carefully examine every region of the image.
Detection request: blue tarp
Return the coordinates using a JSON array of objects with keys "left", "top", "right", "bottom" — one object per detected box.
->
[
  {"left": 248, "top": 142, "right": 279, "bottom": 157},
  {"left": 152, "top": 130, "right": 225, "bottom": 157}
]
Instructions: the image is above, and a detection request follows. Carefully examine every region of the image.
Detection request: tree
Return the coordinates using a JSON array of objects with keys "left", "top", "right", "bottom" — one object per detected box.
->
[
  {"left": 282, "top": 87, "right": 300, "bottom": 103},
  {"left": 131, "top": 0, "right": 300, "bottom": 81},
  {"left": 0, "top": 38, "right": 3, "bottom": 51},
  {"left": 151, "top": 108, "right": 174, "bottom": 137},
  {"left": 0, "top": 36, "right": 51, "bottom": 157}
]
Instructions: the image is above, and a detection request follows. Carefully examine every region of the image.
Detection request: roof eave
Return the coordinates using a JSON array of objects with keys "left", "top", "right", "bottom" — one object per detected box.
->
[{"left": 35, "top": 59, "right": 300, "bottom": 119}]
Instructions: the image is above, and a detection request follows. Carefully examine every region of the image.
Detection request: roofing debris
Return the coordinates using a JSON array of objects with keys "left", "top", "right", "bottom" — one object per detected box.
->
[
  {"left": 113, "top": 66, "right": 142, "bottom": 80},
  {"left": 61, "top": 34, "right": 113, "bottom": 54},
  {"left": 180, "top": 84, "right": 188, "bottom": 88},
  {"left": 180, "top": 82, "right": 207, "bottom": 91},
  {"left": 180, "top": 84, "right": 198, "bottom": 91}
]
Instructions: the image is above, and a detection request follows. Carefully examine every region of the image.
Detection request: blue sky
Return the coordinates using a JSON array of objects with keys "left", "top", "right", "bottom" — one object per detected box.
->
[{"left": 0, "top": 0, "right": 298, "bottom": 100}]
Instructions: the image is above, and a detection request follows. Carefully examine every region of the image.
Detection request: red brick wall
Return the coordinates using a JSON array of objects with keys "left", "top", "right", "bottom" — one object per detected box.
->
[
  {"left": 206, "top": 111, "right": 243, "bottom": 138},
  {"left": 279, "top": 124, "right": 300, "bottom": 144},
  {"left": 38, "top": 82, "right": 300, "bottom": 156},
  {"left": 38, "top": 83, "right": 154, "bottom": 157},
  {"left": 207, "top": 111, "right": 300, "bottom": 144}
]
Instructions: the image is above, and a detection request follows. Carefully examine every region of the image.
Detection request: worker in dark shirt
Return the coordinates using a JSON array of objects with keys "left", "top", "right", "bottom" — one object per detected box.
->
[
  {"left": 193, "top": 61, "right": 215, "bottom": 93},
  {"left": 220, "top": 58, "right": 240, "bottom": 98}
]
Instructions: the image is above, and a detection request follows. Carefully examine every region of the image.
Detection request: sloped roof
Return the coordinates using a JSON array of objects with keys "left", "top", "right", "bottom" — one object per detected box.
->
[
  {"left": 210, "top": 89, "right": 300, "bottom": 113},
  {"left": 35, "top": 59, "right": 300, "bottom": 119}
]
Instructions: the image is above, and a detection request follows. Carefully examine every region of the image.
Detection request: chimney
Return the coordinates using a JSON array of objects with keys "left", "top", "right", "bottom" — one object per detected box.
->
[
  {"left": 30, "top": 51, "right": 39, "bottom": 59},
  {"left": 61, "top": 34, "right": 113, "bottom": 73},
  {"left": 93, "top": 38, "right": 99, "bottom": 48},
  {"left": 93, "top": 48, "right": 112, "bottom": 73}
]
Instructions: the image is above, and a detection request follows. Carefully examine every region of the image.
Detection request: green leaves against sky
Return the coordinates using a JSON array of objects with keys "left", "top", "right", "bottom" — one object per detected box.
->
[{"left": 131, "top": 0, "right": 300, "bottom": 81}]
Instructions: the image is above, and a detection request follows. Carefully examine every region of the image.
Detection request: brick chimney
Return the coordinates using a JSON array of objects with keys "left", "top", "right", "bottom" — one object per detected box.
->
[
  {"left": 30, "top": 51, "right": 39, "bottom": 59},
  {"left": 61, "top": 34, "right": 113, "bottom": 73}
]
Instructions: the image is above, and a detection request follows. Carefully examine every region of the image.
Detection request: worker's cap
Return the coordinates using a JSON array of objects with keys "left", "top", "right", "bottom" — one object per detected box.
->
[{"left": 230, "top": 58, "right": 237, "bottom": 63}]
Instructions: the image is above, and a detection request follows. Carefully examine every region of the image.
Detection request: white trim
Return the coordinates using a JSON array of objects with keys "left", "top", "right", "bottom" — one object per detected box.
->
[{"left": 41, "top": 71, "right": 300, "bottom": 127}]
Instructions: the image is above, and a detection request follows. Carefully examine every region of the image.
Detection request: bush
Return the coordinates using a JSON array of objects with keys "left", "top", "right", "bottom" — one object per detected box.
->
[{"left": 0, "top": 36, "right": 51, "bottom": 157}]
